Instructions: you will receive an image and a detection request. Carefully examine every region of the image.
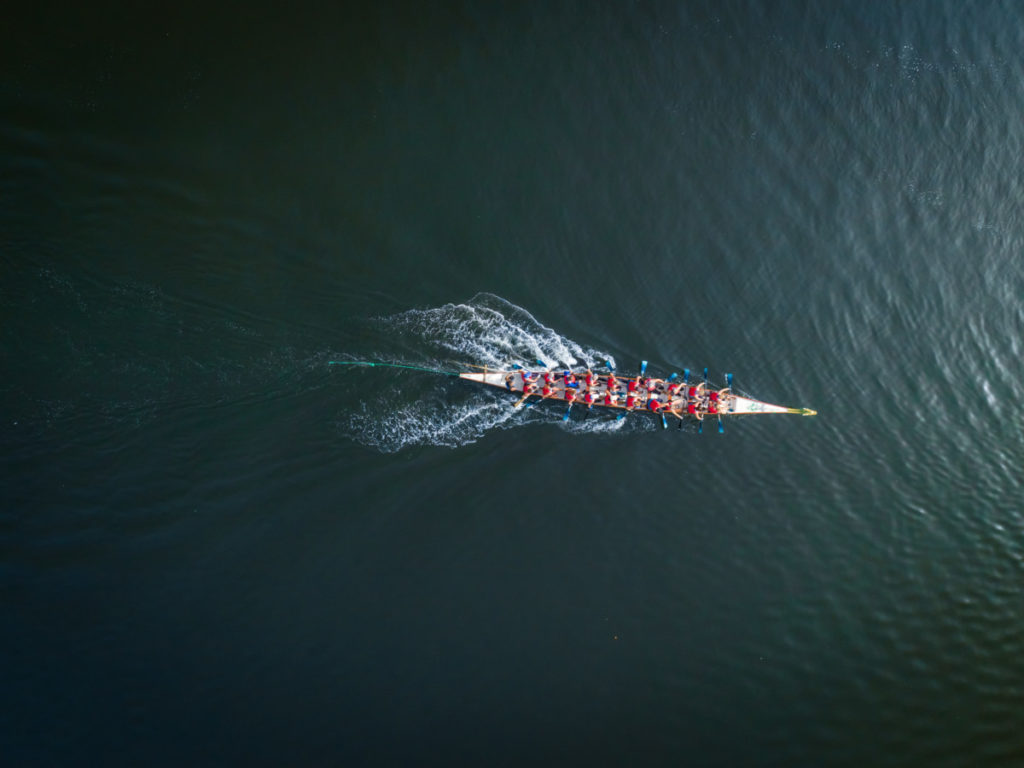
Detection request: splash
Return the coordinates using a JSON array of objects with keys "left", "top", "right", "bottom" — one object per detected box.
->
[
  {"left": 336, "top": 294, "right": 654, "bottom": 452},
  {"left": 375, "top": 293, "right": 611, "bottom": 371}
]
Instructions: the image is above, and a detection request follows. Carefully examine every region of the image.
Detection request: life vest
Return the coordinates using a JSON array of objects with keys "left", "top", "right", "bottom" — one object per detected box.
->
[
  {"left": 542, "top": 385, "right": 553, "bottom": 397},
  {"left": 585, "top": 372, "right": 594, "bottom": 388},
  {"left": 543, "top": 372, "right": 554, "bottom": 385},
  {"left": 627, "top": 379, "right": 638, "bottom": 393},
  {"left": 687, "top": 402, "right": 697, "bottom": 414},
  {"left": 708, "top": 402, "right": 718, "bottom": 414},
  {"left": 709, "top": 391, "right": 719, "bottom": 402},
  {"left": 584, "top": 391, "right": 595, "bottom": 404},
  {"left": 607, "top": 374, "right": 618, "bottom": 390},
  {"left": 688, "top": 386, "right": 698, "bottom": 398},
  {"left": 647, "top": 398, "right": 660, "bottom": 412},
  {"left": 626, "top": 395, "right": 637, "bottom": 409},
  {"left": 565, "top": 389, "right": 576, "bottom": 402},
  {"left": 604, "top": 392, "right": 616, "bottom": 406}
]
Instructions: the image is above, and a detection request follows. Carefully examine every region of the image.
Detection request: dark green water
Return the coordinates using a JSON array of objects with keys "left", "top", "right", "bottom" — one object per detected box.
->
[{"left": 3, "top": 2, "right": 1023, "bottom": 765}]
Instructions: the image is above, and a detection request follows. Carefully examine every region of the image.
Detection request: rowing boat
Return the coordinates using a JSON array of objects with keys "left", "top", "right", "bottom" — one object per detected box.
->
[{"left": 458, "top": 365, "right": 816, "bottom": 428}]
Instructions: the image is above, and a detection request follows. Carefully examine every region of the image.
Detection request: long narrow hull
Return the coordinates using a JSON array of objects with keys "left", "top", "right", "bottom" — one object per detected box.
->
[{"left": 458, "top": 370, "right": 816, "bottom": 420}]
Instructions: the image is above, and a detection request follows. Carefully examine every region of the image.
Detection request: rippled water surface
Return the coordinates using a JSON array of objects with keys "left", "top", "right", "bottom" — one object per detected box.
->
[{"left": 3, "top": 2, "right": 1023, "bottom": 765}]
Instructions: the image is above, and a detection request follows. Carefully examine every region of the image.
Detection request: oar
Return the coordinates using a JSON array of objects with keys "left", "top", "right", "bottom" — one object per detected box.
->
[
  {"left": 683, "top": 368, "right": 690, "bottom": 385},
  {"left": 661, "top": 412, "right": 668, "bottom": 430},
  {"left": 513, "top": 392, "right": 534, "bottom": 408},
  {"left": 563, "top": 401, "right": 573, "bottom": 421},
  {"left": 639, "top": 360, "right": 648, "bottom": 376},
  {"left": 718, "top": 415, "right": 724, "bottom": 433},
  {"left": 703, "top": 367, "right": 708, "bottom": 387},
  {"left": 605, "top": 360, "right": 615, "bottom": 371}
]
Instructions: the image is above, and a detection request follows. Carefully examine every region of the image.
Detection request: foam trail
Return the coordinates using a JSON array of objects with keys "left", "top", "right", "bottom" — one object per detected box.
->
[
  {"left": 376, "top": 293, "right": 612, "bottom": 370},
  {"left": 338, "top": 294, "right": 639, "bottom": 452}
]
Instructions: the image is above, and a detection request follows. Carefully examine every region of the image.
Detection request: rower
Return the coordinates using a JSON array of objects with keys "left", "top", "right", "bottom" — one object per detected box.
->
[
  {"left": 583, "top": 389, "right": 595, "bottom": 408},
  {"left": 564, "top": 387, "right": 577, "bottom": 403},
  {"left": 563, "top": 370, "right": 579, "bottom": 389},
  {"left": 627, "top": 376, "right": 640, "bottom": 395},
  {"left": 584, "top": 369, "right": 595, "bottom": 389},
  {"left": 541, "top": 383, "right": 555, "bottom": 398},
  {"left": 646, "top": 396, "right": 667, "bottom": 413},
  {"left": 606, "top": 373, "right": 619, "bottom": 391},
  {"left": 543, "top": 371, "right": 555, "bottom": 386},
  {"left": 505, "top": 373, "right": 514, "bottom": 391},
  {"left": 604, "top": 390, "right": 619, "bottom": 407},
  {"left": 625, "top": 393, "right": 638, "bottom": 411}
]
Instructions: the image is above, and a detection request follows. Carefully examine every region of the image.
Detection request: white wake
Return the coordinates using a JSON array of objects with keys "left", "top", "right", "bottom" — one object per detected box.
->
[{"left": 337, "top": 293, "right": 654, "bottom": 452}]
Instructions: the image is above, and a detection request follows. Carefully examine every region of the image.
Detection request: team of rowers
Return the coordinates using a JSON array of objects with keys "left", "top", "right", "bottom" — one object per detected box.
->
[{"left": 505, "top": 369, "right": 729, "bottom": 420}]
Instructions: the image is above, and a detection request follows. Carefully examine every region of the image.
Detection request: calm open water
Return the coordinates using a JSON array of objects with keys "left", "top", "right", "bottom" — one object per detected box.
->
[{"left": 3, "top": 2, "right": 1023, "bottom": 765}]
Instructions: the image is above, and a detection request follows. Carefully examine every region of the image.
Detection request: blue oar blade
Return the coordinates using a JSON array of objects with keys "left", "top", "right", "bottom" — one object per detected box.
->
[
  {"left": 726, "top": 372, "right": 733, "bottom": 388},
  {"left": 640, "top": 360, "right": 648, "bottom": 375},
  {"left": 718, "top": 417, "right": 724, "bottom": 434},
  {"left": 605, "top": 360, "right": 615, "bottom": 371},
  {"left": 703, "top": 367, "right": 708, "bottom": 385},
  {"left": 668, "top": 372, "right": 678, "bottom": 382},
  {"left": 661, "top": 413, "right": 668, "bottom": 429},
  {"left": 563, "top": 404, "right": 572, "bottom": 421}
]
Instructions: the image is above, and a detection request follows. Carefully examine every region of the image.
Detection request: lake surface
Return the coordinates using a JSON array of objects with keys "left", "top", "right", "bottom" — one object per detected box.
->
[{"left": 3, "top": 2, "right": 1023, "bottom": 765}]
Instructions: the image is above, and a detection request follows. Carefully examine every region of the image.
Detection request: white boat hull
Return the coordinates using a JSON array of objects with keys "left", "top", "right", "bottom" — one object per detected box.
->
[{"left": 459, "top": 370, "right": 815, "bottom": 420}]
